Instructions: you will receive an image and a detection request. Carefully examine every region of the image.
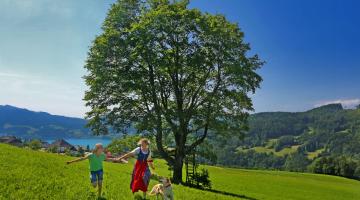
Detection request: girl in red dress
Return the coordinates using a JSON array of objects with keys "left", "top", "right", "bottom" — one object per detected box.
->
[{"left": 116, "top": 138, "right": 155, "bottom": 199}]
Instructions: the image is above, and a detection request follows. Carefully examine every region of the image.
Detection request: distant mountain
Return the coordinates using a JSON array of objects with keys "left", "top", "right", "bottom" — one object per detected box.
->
[{"left": 0, "top": 105, "right": 93, "bottom": 139}]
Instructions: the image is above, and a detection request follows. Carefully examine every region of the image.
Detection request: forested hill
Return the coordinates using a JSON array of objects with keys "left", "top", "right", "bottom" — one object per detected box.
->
[
  {"left": 246, "top": 103, "right": 347, "bottom": 146},
  {"left": 209, "top": 104, "right": 360, "bottom": 179},
  {"left": 0, "top": 105, "right": 91, "bottom": 139}
]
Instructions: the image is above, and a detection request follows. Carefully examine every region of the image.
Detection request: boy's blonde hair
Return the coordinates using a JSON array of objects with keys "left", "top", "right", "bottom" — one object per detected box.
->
[
  {"left": 137, "top": 138, "right": 150, "bottom": 146},
  {"left": 92, "top": 143, "right": 103, "bottom": 153}
]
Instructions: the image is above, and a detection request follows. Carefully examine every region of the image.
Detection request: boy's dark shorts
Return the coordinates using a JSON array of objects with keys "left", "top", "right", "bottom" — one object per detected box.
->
[{"left": 90, "top": 169, "right": 103, "bottom": 183}]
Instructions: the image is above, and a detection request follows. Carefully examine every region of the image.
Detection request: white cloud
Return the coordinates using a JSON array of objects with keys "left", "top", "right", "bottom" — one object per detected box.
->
[{"left": 315, "top": 99, "right": 360, "bottom": 109}]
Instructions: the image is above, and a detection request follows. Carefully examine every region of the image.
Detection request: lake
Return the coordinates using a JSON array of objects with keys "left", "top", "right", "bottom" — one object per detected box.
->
[{"left": 46, "top": 138, "right": 112, "bottom": 148}]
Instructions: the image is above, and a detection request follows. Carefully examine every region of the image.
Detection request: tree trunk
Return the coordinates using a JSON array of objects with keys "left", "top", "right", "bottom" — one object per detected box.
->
[{"left": 172, "top": 153, "right": 184, "bottom": 184}]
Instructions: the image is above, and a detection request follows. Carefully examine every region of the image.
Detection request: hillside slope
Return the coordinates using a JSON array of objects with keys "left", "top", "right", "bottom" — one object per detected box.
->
[
  {"left": 1, "top": 144, "right": 360, "bottom": 200},
  {"left": 211, "top": 104, "right": 360, "bottom": 172},
  {"left": 0, "top": 105, "right": 137, "bottom": 139},
  {"left": 0, "top": 105, "right": 91, "bottom": 139}
]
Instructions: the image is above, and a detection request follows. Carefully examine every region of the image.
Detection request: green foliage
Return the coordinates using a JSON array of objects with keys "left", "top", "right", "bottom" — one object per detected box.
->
[
  {"left": 107, "top": 135, "right": 141, "bottom": 154},
  {"left": 77, "top": 146, "right": 85, "bottom": 156},
  {"left": 354, "top": 166, "right": 360, "bottom": 178},
  {"left": 309, "top": 156, "right": 360, "bottom": 180},
  {"left": 284, "top": 152, "right": 310, "bottom": 172},
  {"left": 274, "top": 135, "right": 296, "bottom": 152},
  {"left": 86, "top": 145, "right": 90, "bottom": 152},
  {"left": 2, "top": 144, "right": 360, "bottom": 200},
  {"left": 27, "top": 139, "right": 42, "bottom": 150},
  {"left": 47, "top": 145, "right": 58, "bottom": 153},
  {"left": 196, "top": 141, "right": 218, "bottom": 165},
  {"left": 219, "top": 148, "right": 286, "bottom": 170},
  {"left": 64, "top": 148, "right": 72, "bottom": 156},
  {"left": 191, "top": 168, "right": 212, "bottom": 189},
  {"left": 107, "top": 135, "right": 161, "bottom": 158}
]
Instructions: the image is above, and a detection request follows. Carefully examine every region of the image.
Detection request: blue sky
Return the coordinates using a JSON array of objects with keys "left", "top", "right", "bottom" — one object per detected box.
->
[{"left": 0, "top": 0, "right": 359, "bottom": 117}]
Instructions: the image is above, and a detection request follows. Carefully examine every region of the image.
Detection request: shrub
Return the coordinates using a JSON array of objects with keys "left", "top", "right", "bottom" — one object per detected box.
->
[
  {"left": 354, "top": 166, "right": 360, "bottom": 179},
  {"left": 28, "top": 140, "right": 42, "bottom": 150},
  {"left": 192, "top": 168, "right": 212, "bottom": 189},
  {"left": 107, "top": 135, "right": 141, "bottom": 155},
  {"left": 284, "top": 152, "right": 310, "bottom": 172},
  {"left": 310, "top": 156, "right": 359, "bottom": 179}
]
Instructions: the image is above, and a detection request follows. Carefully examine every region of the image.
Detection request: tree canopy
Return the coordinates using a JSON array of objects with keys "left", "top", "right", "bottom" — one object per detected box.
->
[{"left": 84, "top": 0, "right": 262, "bottom": 182}]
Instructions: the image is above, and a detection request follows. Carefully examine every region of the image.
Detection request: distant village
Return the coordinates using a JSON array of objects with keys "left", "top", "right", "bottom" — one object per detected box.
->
[{"left": 0, "top": 135, "right": 92, "bottom": 157}]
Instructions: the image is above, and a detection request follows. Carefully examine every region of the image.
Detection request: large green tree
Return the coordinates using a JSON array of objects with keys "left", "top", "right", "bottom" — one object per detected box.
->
[{"left": 84, "top": 0, "right": 263, "bottom": 183}]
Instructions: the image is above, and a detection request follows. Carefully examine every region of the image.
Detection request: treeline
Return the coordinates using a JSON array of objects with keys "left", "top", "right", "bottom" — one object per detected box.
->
[
  {"left": 207, "top": 139, "right": 360, "bottom": 180},
  {"left": 310, "top": 156, "right": 360, "bottom": 180}
]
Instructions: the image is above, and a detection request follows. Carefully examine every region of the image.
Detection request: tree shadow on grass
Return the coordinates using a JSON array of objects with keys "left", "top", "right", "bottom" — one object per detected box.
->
[{"left": 202, "top": 188, "right": 258, "bottom": 200}]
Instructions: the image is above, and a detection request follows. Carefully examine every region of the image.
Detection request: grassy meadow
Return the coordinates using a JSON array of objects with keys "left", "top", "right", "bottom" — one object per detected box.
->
[
  {"left": 237, "top": 137, "right": 323, "bottom": 160},
  {"left": 1, "top": 143, "right": 360, "bottom": 200}
]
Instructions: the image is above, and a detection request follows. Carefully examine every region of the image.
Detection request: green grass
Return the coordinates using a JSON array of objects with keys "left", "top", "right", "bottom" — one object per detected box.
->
[
  {"left": 241, "top": 145, "right": 299, "bottom": 157},
  {"left": 275, "top": 145, "right": 300, "bottom": 156},
  {"left": 306, "top": 148, "right": 325, "bottom": 160},
  {"left": 265, "top": 139, "right": 278, "bottom": 148},
  {"left": 1, "top": 144, "right": 360, "bottom": 200}
]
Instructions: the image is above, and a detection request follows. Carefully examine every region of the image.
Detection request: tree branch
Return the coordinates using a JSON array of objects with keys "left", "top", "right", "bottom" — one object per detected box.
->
[
  {"left": 186, "top": 103, "right": 211, "bottom": 154},
  {"left": 147, "top": 60, "right": 174, "bottom": 165}
]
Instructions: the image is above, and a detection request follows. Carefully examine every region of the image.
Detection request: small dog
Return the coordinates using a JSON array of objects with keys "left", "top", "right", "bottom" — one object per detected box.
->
[{"left": 148, "top": 177, "right": 174, "bottom": 200}]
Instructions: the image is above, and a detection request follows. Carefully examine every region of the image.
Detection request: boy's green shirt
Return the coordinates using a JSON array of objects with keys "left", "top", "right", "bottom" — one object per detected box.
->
[{"left": 88, "top": 152, "right": 105, "bottom": 171}]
